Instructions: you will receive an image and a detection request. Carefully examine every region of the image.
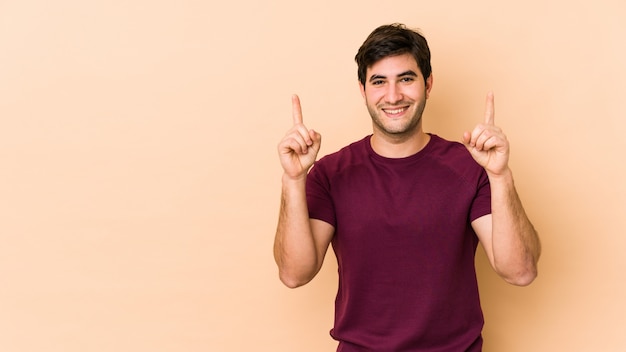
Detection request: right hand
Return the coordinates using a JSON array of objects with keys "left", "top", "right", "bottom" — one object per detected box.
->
[{"left": 278, "top": 94, "right": 322, "bottom": 180}]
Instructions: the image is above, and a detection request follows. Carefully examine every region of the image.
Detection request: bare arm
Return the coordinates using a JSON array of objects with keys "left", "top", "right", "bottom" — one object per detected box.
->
[
  {"left": 464, "top": 93, "right": 541, "bottom": 286},
  {"left": 273, "top": 95, "right": 334, "bottom": 288},
  {"left": 471, "top": 171, "right": 541, "bottom": 286}
]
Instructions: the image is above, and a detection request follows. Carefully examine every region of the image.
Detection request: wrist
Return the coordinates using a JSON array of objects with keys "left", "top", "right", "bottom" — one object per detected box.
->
[
  {"left": 486, "top": 167, "right": 514, "bottom": 184},
  {"left": 282, "top": 172, "right": 307, "bottom": 184}
]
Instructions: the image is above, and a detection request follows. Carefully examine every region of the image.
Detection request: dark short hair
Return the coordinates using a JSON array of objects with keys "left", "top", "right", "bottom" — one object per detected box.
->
[{"left": 355, "top": 23, "right": 432, "bottom": 86}]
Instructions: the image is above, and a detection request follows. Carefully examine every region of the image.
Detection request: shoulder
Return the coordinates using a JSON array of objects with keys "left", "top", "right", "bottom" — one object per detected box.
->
[
  {"left": 428, "top": 134, "right": 470, "bottom": 157},
  {"left": 426, "top": 134, "right": 485, "bottom": 180},
  {"left": 311, "top": 135, "right": 371, "bottom": 174},
  {"left": 428, "top": 134, "right": 475, "bottom": 161}
]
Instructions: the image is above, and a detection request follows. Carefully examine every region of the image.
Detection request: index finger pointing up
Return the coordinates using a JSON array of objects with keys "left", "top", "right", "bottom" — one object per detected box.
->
[
  {"left": 292, "top": 94, "right": 303, "bottom": 125},
  {"left": 484, "top": 92, "right": 495, "bottom": 125}
]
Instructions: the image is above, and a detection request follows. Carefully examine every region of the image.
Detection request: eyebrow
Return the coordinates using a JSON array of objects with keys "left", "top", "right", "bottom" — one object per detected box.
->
[{"left": 368, "top": 70, "right": 418, "bottom": 83}]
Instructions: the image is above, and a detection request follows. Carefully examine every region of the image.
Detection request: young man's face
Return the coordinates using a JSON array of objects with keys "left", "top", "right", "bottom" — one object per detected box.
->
[{"left": 360, "top": 53, "right": 433, "bottom": 137}]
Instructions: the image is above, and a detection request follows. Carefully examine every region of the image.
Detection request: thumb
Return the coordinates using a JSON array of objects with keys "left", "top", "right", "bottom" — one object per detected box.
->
[
  {"left": 309, "top": 129, "right": 322, "bottom": 150},
  {"left": 462, "top": 131, "right": 472, "bottom": 146}
]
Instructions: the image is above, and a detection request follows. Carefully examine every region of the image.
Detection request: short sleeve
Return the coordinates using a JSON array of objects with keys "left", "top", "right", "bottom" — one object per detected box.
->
[
  {"left": 306, "top": 161, "right": 337, "bottom": 227},
  {"left": 469, "top": 169, "right": 491, "bottom": 222}
]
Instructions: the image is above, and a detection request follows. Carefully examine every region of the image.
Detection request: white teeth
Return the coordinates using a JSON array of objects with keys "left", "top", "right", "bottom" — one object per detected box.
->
[{"left": 385, "top": 108, "right": 405, "bottom": 114}]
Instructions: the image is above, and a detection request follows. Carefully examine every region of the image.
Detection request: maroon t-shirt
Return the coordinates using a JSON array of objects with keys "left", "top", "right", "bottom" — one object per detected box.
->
[{"left": 306, "top": 134, "right": 491, "bottom": 351}]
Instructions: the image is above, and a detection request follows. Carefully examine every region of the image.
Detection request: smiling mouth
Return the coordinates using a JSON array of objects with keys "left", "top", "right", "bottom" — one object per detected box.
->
[{"left": 382, "top": 106, "right": 408, "bottom": 116}]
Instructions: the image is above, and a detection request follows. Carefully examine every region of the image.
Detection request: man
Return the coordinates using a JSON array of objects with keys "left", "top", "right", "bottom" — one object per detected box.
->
[{"left": 274, "top": 23, "right": 541, "bottom": 351}]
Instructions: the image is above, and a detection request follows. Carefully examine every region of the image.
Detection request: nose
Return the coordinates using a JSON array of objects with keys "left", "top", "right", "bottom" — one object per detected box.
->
[{"left": 384, "top": 83, "right": 403, "bottom": 104}]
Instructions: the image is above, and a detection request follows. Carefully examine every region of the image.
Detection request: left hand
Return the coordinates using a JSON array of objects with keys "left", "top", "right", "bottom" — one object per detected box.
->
[{"left": 462, "top": 92, "right": 510, "bottom": 176}]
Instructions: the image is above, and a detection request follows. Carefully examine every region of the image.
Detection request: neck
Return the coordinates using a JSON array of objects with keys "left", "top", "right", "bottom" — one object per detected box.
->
[{"left": 370, "top": 129, "right": 430, "bottom": 158}]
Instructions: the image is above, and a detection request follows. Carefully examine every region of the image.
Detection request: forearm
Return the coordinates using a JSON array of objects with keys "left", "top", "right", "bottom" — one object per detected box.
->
[
  {"left": 489, "top": 168, "right": 541, "bottom": 286},
  {"left": 273, "top": 174, "right": 321, "bottom": 288}
]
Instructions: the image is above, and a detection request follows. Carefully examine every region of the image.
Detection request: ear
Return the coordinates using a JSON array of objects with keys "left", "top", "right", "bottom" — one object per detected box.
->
[
  {"left": 425, "top": 74, "right": 433, "bottom": 99},
  {"left": 359, "top": 80, "right": 366, "bottom": 98}
]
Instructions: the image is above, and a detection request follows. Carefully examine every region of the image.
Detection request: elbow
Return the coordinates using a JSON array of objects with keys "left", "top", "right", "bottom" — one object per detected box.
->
[
  {"left": 275, "top": 255, "right": 321, "bottom": 289},
  {"left": 278, "top": 270, "right": 313, "bottom": 289},
  {"left": 494, "top": 250, "right": 540, "bottom": 286},
  {"left": 279, "top": 275, "right": 306, "bottom": 289},
  {"left": 498, "top": 265, "right": 538, "bottom": 287},
  {"left": 503, "top": 270, "right": 537, "bottom": 286}
]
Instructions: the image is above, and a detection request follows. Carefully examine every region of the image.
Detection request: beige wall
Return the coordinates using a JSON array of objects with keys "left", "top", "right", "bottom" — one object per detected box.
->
[{"left": 1, "top": 1, "right": 625, "bottom": 351}]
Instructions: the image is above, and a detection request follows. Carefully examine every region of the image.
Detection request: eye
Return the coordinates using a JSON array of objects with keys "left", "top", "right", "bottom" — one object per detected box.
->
[
  {"left": 371, "top": 80, "right": 385, "bottom": 86},
  {"left": 400, "top": 76, "right": 415, "bottom": 83}
]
